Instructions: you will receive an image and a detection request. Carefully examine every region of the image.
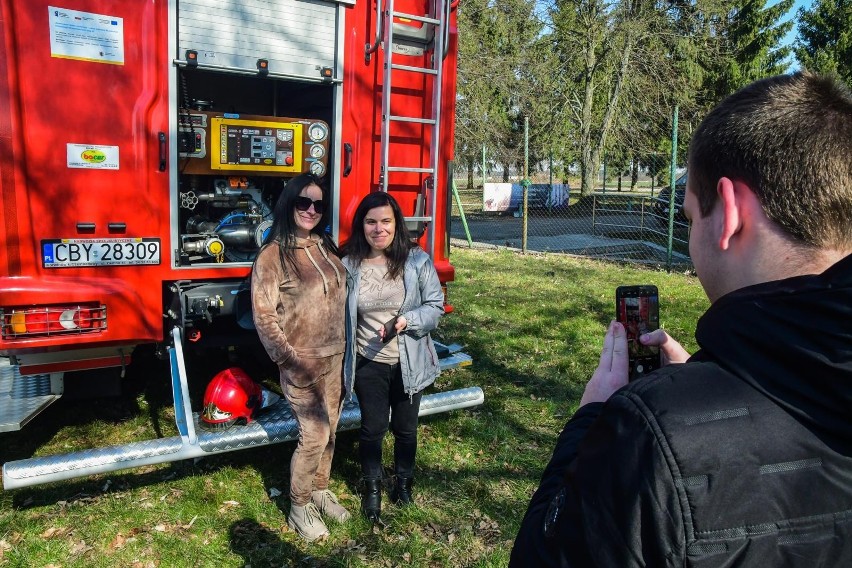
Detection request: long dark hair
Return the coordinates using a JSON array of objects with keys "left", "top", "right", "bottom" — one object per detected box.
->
[
  {"left": 263, "top": 173, "right": 338, "bottom": 273},
  {"left": 342, "top": 192, "right": 413, "bottom": 280}
]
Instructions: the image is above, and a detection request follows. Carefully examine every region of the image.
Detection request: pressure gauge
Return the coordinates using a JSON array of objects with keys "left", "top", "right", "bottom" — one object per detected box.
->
[
  {"left": 308, "top": 122, "right": 328, "bottom": 143},
  {"left": 309, "top": 144, "right": 325, "bottom": 159},
  {"left": 310, "top": 161, "right": 326, "bottom": 176}
]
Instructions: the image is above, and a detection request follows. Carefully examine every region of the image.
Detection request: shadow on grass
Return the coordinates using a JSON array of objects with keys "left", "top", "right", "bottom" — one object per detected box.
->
[{"left": 229, "top": 517, "right": 305, "bottom": 568}]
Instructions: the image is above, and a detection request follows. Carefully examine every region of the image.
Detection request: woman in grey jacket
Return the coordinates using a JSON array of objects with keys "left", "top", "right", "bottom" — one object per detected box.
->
[{"left": 341, "top": 192, "right": 443, "bottom": 524}]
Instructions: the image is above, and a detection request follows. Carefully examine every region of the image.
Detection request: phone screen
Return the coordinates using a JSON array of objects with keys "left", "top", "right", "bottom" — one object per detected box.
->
[{"left": 616, "top": 285, "right": 660, "bottom": 380}]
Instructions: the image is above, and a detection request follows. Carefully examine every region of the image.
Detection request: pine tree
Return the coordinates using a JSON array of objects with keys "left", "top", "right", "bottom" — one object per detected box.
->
[
  {"left": 795, "top": 0, "right": 852, "bottom": 86},
  {"left": 712, "top": 0, "right": 795, "bottom": 96}
]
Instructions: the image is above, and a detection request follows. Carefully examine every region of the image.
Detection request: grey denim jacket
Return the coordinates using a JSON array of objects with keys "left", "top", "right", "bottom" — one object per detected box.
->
[{"left": 341, "top": 247, "right": 444, "bottom": 400}]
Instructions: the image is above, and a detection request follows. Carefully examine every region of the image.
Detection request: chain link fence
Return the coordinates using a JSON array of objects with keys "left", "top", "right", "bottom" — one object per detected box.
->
[
  {"left": 450, "top": 177, "right": 692, "bottom": 270},
  {"left": 450, "top": 121, "right": 693, "bottom": 271}
]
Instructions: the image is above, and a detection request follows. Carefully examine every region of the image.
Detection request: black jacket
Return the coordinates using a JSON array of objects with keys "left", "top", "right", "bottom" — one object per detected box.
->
[{"left": 511, "top": 255, "right": 852, "bottom": 567}]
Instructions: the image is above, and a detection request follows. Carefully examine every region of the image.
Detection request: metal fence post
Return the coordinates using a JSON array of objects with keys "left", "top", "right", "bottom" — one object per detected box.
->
[
  {"left": 522, "top": 116, "right": 529, "bottom": 253},
  {"left": 452, "top": 178, "right": 473, "bottom": 247},
  {"left": 666, "top": 105, "right": 679, "bottom": 271}
]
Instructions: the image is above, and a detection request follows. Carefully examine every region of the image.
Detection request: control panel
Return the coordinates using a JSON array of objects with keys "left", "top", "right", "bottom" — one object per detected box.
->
[
  {"left": 178, "top": 112, "right": 330, "bottom": 177},
  {"left": 211, "top": 118, "right": 303, "bottom": 173}
]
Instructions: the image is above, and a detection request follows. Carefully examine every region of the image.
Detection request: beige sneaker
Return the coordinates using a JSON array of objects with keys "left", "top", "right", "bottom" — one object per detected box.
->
[
  {"left": 311, "top": 489, "right": 351, "bottom": 523},
  {"left": 288, "top": 502, "right": 329, "bottom": 541}
]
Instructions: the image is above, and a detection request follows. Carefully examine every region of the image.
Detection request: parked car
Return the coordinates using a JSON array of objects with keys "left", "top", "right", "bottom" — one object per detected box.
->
[{"left": 653, "top": 172, "right": 687, "bottom": 225}]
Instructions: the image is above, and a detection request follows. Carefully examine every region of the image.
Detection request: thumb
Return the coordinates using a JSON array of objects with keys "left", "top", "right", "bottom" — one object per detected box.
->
[
  {"left": 640, "top": 329, "right": 690, "bottom": 365},
  {"left": 639, "top": 328, "right": 669, "bottom": 346}
]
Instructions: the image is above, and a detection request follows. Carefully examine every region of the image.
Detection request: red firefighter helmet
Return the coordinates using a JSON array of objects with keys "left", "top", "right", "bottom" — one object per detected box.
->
[{"left": 200, "top": 367, "right": 279, "bottom": 430}]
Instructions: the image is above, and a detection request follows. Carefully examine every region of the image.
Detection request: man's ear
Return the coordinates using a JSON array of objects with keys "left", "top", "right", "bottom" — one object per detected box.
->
[{"left": 717, "top": 177, "right": 743, "bottom": 251}]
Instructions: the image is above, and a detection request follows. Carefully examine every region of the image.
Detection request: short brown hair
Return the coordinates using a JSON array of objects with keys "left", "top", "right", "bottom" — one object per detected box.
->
[{"left": 688, "top": 72, "right": 852, "bottom": 249}]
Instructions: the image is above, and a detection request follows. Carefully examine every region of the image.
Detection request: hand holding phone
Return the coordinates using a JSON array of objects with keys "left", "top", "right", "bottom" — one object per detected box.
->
[
  {"left": 580, "top": 320, "right": 631, "bottom": 406},
  {"left": 380, "top": 316, "right": 399, "bottom": 343},
  {"left": 616, "top": 285, "right": 661, "bottom": 380}
]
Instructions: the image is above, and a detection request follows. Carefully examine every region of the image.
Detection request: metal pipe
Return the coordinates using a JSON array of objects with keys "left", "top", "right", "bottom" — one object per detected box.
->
[
  {"left": 522, "top": 116, "right": 529, "bottom": 253},
  {"left": 452, "top": 178, "right": 473, "bottom": 247},
  {"left": 667, "top": 106, "right": 679, "bottom": 271},
  {"left": 365, "top": 0, "right": 384, "bottom": 59}
]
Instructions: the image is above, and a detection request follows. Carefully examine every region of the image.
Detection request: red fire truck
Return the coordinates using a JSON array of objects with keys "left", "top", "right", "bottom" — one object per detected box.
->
[{"left": 0, "top": 0, "right": 480, "bottom": 490}]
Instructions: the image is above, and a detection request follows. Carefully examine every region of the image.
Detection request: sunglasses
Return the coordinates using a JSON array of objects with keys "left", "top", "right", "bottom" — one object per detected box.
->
[{"left": 294, "top": 196, "right": 325, "bottom": 215}]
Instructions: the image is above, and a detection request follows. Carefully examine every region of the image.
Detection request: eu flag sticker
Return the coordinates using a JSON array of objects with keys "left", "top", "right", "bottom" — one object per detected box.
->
[{"left": 43, "top": 243, "right": 55, "bottom": 263}]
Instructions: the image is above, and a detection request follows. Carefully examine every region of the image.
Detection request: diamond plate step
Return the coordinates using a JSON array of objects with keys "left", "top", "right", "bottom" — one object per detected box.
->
[
  {"left": 435, "top": 342, "right": 473, "bottom": 370},
  {"left": 0, "top": 359, "right": 62, "bottom": 433}
]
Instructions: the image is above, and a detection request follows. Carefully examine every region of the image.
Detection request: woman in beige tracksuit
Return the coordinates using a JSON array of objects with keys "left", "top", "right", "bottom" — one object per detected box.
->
[{"left": 252, "top": 173, "right": 349, "bottom": 541}]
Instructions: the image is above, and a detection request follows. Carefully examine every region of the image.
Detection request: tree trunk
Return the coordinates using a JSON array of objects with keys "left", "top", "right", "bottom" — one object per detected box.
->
[
  {"left": 587, "top": 26, "right": 634, "bottom": 199},
  {"left": 579, "top": 24, "right": 598, "bottom": 197},
  {"left": 631, "top": 156, "right": 639, "bottom": 191}
]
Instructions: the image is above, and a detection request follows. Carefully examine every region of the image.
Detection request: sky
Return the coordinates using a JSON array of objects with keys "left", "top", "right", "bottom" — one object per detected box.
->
[{"left": 780, "top": 0, "right": 813, "bottom": 69}]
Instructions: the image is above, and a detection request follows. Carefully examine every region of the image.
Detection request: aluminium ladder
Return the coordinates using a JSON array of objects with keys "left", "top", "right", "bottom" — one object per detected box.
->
[{"left": 369, "top": 0, "right": 449, "bottom": 257}]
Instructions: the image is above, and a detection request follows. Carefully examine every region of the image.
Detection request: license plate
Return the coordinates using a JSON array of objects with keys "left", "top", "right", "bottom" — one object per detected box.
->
[{"left": 42, "top": 238, "right": 161, "bottom": 268}]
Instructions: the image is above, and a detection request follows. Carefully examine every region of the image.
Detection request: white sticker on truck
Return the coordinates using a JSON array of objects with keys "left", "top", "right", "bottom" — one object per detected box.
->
[
  {"left": 48, "top": 6, "right": 124, "bottom": 65},
  {"left": 42, "top": 238, "right": 161, "bottom": 268},
  {"left": 66, "top": 144, "right": 119, "bottom": 170}
]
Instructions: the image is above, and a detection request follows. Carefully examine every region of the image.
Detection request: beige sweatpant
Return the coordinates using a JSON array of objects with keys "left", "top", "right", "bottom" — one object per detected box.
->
[{"left": 280, "top": 353, "right": 344, "bottom": 506}]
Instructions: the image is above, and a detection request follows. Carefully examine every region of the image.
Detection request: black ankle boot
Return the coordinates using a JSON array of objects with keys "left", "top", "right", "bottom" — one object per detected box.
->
[
  {"left": 391, "top": 476, "right": 414, "bottom": 505},
  {"left": 361, "top": 478, "right": 382, "bottom": 523}
]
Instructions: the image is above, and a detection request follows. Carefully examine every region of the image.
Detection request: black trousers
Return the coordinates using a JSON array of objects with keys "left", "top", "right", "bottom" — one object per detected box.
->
[{"left": 354, "top": 357, "right": 423, "bottom": 479}]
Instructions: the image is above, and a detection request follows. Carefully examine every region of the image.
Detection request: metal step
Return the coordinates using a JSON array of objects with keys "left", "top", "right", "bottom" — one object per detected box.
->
[
  {"left": 388, "top": 115, "right": 437, "bottom": 125},
  {"left": 386, "top": 166, "right": 435, "bottom": 173},
  {"left": 437, "top": 350, "right": 472, "bottom": 369},
  {"left": 2, "top": 386, "right": 484, "bottom": 490},
  {"left": 0, "top": 359, "right": 62, "bottom": 433},
  {"left": 391, "top": 11, "right": 440, "bottom": 26},
  {"left": 391, "top": 63, "right": 437, "bottom": 74},
  {"left": 434, "top": 341, "right": 472, "bottom": 369}
]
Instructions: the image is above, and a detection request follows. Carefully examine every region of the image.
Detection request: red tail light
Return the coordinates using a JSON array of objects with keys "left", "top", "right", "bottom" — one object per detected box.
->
[{"left": 1, "top": 304, "right": 107, "bottom": 339}]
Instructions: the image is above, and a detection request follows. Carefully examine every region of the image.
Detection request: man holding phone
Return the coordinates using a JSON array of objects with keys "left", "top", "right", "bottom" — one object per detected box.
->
[{"left": 511, "top": 72, "right": 852, "bottom": 567}]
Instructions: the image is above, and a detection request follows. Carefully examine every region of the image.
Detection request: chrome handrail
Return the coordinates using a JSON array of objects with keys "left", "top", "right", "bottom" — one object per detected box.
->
[{"left": 365, "top": 0, "right": 385, "bottom": 61}]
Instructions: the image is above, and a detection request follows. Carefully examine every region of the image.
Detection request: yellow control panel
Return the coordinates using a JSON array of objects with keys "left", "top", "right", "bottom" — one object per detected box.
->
[
  {"left": 210, "top": 118, "right": 303, "bottom": 173},
  {"left": 178, "top": 112, "right": 330, "bottom": 177}
]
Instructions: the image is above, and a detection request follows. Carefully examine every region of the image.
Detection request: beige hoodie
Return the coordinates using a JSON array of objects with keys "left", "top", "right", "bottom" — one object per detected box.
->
[{"left": 251, "top": 235, "right": 346, "bottom": 372}]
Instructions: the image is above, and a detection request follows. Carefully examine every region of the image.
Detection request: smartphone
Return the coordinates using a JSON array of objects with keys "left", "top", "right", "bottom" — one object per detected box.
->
[
  {"left": 381, "top": 316, "right": 399, "bottom": 343},
  {"left": 615, "top": 285, "right": 661, "bottom": 380}
]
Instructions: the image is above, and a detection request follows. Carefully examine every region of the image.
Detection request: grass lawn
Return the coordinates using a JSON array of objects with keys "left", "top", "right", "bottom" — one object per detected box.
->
[{"left": 0, "top": 248, "right": 708, "bottom": 567}]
